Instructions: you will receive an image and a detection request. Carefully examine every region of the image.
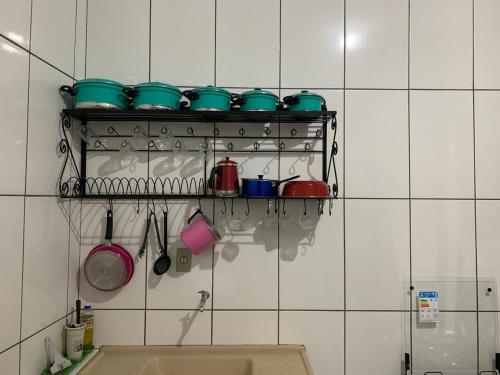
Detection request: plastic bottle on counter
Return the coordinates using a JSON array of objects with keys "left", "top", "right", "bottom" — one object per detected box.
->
[{"left": 81, "top": 304, "right": 94, "bottom": 350}]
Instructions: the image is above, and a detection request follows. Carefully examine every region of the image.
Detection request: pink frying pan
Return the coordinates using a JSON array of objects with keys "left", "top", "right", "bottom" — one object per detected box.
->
[{"left": 84, "top": 209, "right": 134, "bottom": 291}]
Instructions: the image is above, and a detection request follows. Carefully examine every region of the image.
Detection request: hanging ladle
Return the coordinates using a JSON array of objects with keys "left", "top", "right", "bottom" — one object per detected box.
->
[{"left": 153, "top": 210, "right": 171, "bottom": 275}]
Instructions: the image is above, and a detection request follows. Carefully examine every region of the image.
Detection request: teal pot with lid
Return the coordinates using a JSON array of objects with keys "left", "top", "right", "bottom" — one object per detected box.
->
[
  {"left": 126, "top": 82, "right": 183, "bottom": 110},
  {"left": 283, "top": 90, "right": 327, "bottom": 111},
  {"left": 232, "top": 88, "right": 280, "bottom": 111},
  {"left": 60, "top": 78, "right": 128, "bottom": 109},
  {"left": 183, "top": 86, "right": 233, "bottom": 111}
]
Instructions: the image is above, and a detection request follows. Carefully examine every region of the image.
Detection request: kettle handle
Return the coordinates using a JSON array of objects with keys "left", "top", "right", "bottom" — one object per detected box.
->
[{"left": 208, "top": 166, "right": 221, "bottom": 189}]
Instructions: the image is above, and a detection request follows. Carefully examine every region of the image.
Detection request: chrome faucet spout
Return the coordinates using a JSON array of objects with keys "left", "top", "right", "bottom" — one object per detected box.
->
[{"left": 198, "top": 290, "right": 210, "bottom": 312}]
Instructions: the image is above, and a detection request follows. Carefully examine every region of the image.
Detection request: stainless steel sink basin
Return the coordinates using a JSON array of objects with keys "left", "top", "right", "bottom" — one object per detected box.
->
[{"left": 77, "top": 345, "right": 313, "bottom": 375}]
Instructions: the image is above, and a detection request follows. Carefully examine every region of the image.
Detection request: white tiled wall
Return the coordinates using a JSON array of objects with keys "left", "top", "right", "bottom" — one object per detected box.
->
[
  {"left": 0, "top": 1, "right": 80, "bottom": 374},
  {"left": 2, "top": 0, "right": 500, "bottom": 374}
]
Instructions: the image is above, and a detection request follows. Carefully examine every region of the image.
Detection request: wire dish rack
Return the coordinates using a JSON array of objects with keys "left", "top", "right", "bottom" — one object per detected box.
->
[{"left": 57, "top": 108, "right": 338, "bottom": 210}]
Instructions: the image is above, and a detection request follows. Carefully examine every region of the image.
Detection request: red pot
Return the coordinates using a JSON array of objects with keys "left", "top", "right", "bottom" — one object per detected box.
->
[{"left": 281, "top": 180, "right": 330, "bottom": 198}]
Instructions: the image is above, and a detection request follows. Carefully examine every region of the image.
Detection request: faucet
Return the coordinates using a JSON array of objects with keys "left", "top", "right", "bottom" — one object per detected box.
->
[{"left": 198, "top": 290, "right": 210, "bottom": 312}]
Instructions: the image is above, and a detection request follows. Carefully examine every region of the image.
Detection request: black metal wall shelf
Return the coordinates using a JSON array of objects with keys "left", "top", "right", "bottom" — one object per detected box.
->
[
  {"left": 57, "top": 108, "right": 339, "bottom": 206},
  {"left": 62, "top": 108, "right": 336, "bottom": 124}
]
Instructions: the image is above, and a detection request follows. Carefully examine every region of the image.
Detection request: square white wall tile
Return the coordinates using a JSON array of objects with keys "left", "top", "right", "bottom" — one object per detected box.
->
[
  {"left": 92, "top": 310, "right": 144, "bottom": 346},
  {"left": 346, "top": 312, "right": 406, "bottom": 375},
  {"left": 410, "top": 0, "right": 473, "bottom": 89},
  {"left": 476, "top": 200, "right": 500, "bottom": 311},
  {"left": 0, "top": 345, "right": 19, "bottom": 375},
  {"left": 475, "top": 91, "right": 500, "bottom": 198},
  {"left": 213, "top": 311, "right": 277, "bottom": 345},
  {"left": 147, "top": 202, "right": 213, "bottom": 310},
  {"left": 86, "top": 0, "right": 149, "bottom": 83},
  {"left": 345, "top": 199, "right": 410, "bottom": 310},
  {"left": 0, "top": 197, "right": 24, "bottom": 352},
  {"left": 26, "top": 57, "right": 70, "bottom": 195},
  {"left": 31, "top": 0, "right": 76, "bottom": 76},
  {"left": 22, "top": 197, "right": 70, "bottom": 339},
  {"left": 280, "top": 311, "right": 344, "bottom": 375},
  {"left": 281, "top": 0, "right": 343, "bottom": 88},
  {"left": 20, "top": 318, "right": 66, "bottom": 375},
  {"left": 474, "top": 0, "right": 500, "bottom": 89},
  {"left": 412, "top": 312, "right": 477, "bottom": 375},
  {"left": 216, "top": 0, "right": 279, "bottom": 87},
  {"left": 411, "top": 200, "right": 476, "bottom": 283},
  {"left": 146, "top": 310, "right": 211, "bottom": 345},
  {"left": 0, "top": 39, "right": 29, "bottom": 194},
  {"left": 280, "top": 200, "right": 344, "bottom": 310},
  {"left": 151, "top": 0, "right": 215, "bottom": 86},
  {"left": 345, "top": 90, "right": 408, "bottom": 198},
  {"left": 213, "top": 200, "right": 278, "bottom": 309},
  {"left": 0, "top": 0, "right": 31, "bottom": 49},
  {"left": 410, "top": 91, "right": 474, "bottom": 198},
  {"left": 79, "top": 202, "right": 147, "bottom": 309},
  {"left": 345, "top": 0, "right": 408, "bottom": 88},
  {"left": 280, "top": 89, "right": 343, "bottom": 196},
  {"left": 74, "top": 0, "right": 87, "bottom": 80}
]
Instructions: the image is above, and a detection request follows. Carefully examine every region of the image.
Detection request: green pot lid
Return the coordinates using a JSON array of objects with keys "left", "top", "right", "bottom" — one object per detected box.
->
[
  {"left": 136, "top": 81, "right": 181, "bottom": 92},
  {"left": 293, "top": 90, "right": 324, "bottom": 100},
  {"left": 75, "top": 78, "right": 124, "bottom": 87},
  {"left": 241, "top": 88, "right": 278, "bottom": 99},
  {"left": 193, "top": 85, "right": 232, "bottom": 96}
]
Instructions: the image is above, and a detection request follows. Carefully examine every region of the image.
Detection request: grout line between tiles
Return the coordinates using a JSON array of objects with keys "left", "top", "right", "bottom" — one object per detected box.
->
[
  {"left": 472, "top": 0, "right": 481, "bottom": 372},
  {"left": 210, "top": 0, "right": 217, "bottom": 346},
  {"left": 407, "top": 0, "right": 414, "bottom": 371},
  {"left": 342, "top": 0, "right": 347, "bottom": 373},
  {"left": 17, "top": 1, "right": 34, "bottom": 371},
  {"left": 277, "top": 0, "right": 282, "bottom": 346}
]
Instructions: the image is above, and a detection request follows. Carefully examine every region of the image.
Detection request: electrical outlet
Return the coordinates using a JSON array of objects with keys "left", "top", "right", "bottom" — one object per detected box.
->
[{"left": 176, "top": 248, "right": 192, "bottom": 272}]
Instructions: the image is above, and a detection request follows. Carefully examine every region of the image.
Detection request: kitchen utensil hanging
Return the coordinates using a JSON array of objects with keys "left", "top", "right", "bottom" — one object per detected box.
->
[
  {"left": 153, "top": 210, "right": 171, "bottom": 275},
  {"left": 84, "top": 206, "right": 135, "bottom": 291}
]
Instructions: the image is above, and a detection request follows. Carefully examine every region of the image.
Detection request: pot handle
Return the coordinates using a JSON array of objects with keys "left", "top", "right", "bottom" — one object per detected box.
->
[
  {"left": 180, "top": 101, "right": 188, "bottom": 109},
  {"left": 104, "top": 209, "right": 113, "bottom": 241},
  {"left": 123, "top": 86, "right": 137, "bottom": 97},
  {"left": 276, "top": 175, "right": 300, "bottom": 186},
  {"left": 60, "top": 85, "right": 76, "bottom": 96},
  {"left": 321, "top": 96, "right": 327, "bottom": 111},
  {"left": 187, "top": 208, "right": 203, "bottom": 224},
  {"left": 208, "top": 166, "right": 221, "bottom": 189},
  {"left": 283, "top": 95, "right": 299, "bottom": 105},
  {"left": 183, "top": 90, "right": 199, "bottom": 101},
  {"left": 276, "top": 101, "right": 285, "bottom": 111},
  {"left": 231, "top": 93, "right": 244, "bottom": 106}
]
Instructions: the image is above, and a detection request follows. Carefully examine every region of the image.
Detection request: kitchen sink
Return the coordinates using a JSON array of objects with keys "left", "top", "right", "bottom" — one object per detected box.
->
[{"left": 76, "top": 345, "right": 313, "bottom": 375}]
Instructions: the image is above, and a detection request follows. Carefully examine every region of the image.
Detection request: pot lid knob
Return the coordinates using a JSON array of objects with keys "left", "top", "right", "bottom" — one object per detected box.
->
[
  {"left": 258, "top": 175, "right": 264, "bottom": 179},
  {"left": 225, "top": 157, "right": 229, "bottom": 160},
  {"left": 301, "top": 90, "right": 308, "bottom": 93}
]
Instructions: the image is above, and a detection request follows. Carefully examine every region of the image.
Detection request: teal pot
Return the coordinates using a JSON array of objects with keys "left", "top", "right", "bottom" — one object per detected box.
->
[
  {"left": 126, "top": 82, "right": 183, "bottom": 110},
  {"left": 233, "top": 88, "right": 279, "bottom": 111},
  {"left": 60, "top": 78, "right": 128, "bottom": 109},
  {"left": 283, "top": 90, "right": 327, "bottom": 111},
  {"left": 183, "top": 86, "right": 233, "bottom": 111}
]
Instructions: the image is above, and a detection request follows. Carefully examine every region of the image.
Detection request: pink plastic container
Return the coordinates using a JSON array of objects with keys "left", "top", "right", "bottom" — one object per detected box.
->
[{"left": 180, "top": 209, "right": 221, "bottom": 254}]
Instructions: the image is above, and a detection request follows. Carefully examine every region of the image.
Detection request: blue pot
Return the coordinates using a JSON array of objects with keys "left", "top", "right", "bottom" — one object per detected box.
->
[
  {"left": 60, "top": 78, "right": 128, "bottom": 109},
  {"left": 233, "top": 88, "right": 279, "bottom": 111},
  {"left": 183, "top": 86, "right": 233, "bottom": 111},
  {"left": 128, "top": 82, "right": 183, "bottom": 110},
  {"left": 241, "top": 175, "right": 300, "bottom": 197},
  {"left": 283, "top": 90, "right": 327, "bottom": 111}
]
